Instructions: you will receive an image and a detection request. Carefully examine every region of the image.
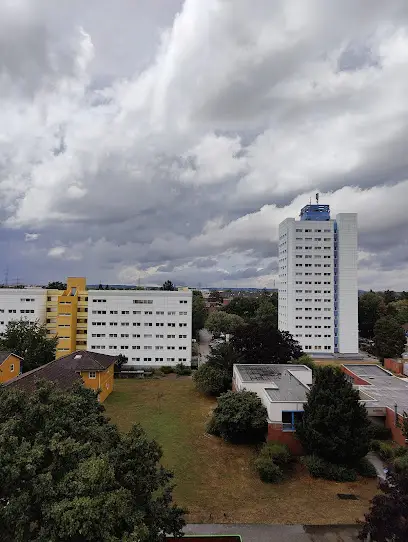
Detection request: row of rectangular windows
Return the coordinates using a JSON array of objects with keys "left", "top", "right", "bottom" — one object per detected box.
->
[
  {"left": 131, "top": 357, "right": 186, "bottom": 362},
  {"left": 304, "top": 346, "right": 332, "bottom": 350},
  {"left": 89, "top": 344, "right": 188, "bottom": 350},
  {"left": 93, "top": 299, "right": 189, "bottom": 304}
]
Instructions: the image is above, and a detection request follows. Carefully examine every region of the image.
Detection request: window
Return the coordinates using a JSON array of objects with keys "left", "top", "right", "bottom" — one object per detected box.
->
[
  {"left": 168, "top": 322, "right": 176, "bottom": 327},
  {"left": 282, "top": 411, "right": 303, "bottom": 431},
  {"left": 133, "top": 299, "right": 153, "bottom": 304},
  {"left": 132, "top": 334, "right": 140, "bottom": 338},
  {"left": 121, "top": 333, "right": 129, "bottom": 338},
  {"left": 156, "top": 322, "right": 164, "bottom": 327},
  {"left": 167, "top": 334, "right": 176, "bottom": 338},
  {"left": 144, "top": 311, "right": 153, "bottom": 315},
  {"left": 10, "top": 364, "right": 15, "bottom": 372},
  {"left": 168, "top": 311, "right": 176, "bottom": 315},
  {"left": 156, "top": 346, "right": 164, "bottom": 350},
  {"left": 144, "top": 322, "right": 152, "bottom": 327},
  {"left": 89, "top": 371, "right": 96, "bottom": 379},
  {"left": 110, "top": 310, "right": 118, "bottom": 314},
  {"left": 121, "top": 310, "right": 129, "bottom": 315},
  {"left": 156, "top": 311, "right": 164, "bottom": 315},
  {"left": 109, "top": 333, "right": 118, "bottom": 338},
  {"left": 179, "top": 300, "right": 188, "bottom": 304},
  {"left": 110, "top": 322, "right": 118, "bottom": 326},
  {"left": 133, "top": 322, "right": 141, "bottom": 326},
  {"left": 132, "top": 345, "right": 141, "bottom": 350},
  {"left": 121, "top": 322, "right": 130, "bottom": 326}
]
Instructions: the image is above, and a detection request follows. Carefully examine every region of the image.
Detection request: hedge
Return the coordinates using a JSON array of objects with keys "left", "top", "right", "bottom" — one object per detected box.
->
[{"left": 302, "top": 456, "right": 357, "bottom": 482}]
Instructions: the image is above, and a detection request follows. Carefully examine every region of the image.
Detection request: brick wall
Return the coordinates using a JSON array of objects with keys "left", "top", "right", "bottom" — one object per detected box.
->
[
  {"left": 385, "top": 408, "right": 407, "bottom": 447},
  {"left": 267, "top": 423, "right": 304, "bottom": 455},
  {"left": 384, "top": 358, "right": 403, "bottom": 375}
]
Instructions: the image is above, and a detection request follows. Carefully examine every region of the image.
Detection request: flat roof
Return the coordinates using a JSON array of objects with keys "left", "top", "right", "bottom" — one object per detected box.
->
[
  {"left": 344, "top": 364, "right": 408, "bottom": 413},
  {"left": 235, "top": 364, "right": 310, "bottom": 383},
  {"left": 265, "top": 375, "right": 308, "bottom": 402}
]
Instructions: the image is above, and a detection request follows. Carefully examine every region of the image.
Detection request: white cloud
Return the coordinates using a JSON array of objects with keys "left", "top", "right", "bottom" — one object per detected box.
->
[
  {"left": 1, "top": 0, "right": 408, "bottom": 289},
  {"left": 24, "top": 233, "right": 39, "bottom": 242}
]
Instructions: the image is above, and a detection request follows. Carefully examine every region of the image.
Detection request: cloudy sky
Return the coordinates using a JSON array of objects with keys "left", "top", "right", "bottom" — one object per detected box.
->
[{"left": 1, "top": 0, "right": 408, "bottom": 289}]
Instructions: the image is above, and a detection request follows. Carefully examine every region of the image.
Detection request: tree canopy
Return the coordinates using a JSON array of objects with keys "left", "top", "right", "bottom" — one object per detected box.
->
[
  {"left": 373, "top": 316, "right": 406, "bottom": 359},
  {"left": 0, "top": 319, "right": 58, "bottom": 373},
  {"left": 192, "top": 290, "right": 208, "bottom": 336},
  {"left": 296, "top": 366, "right": 371, "bottom": 466},
  {"left": 162, "top": 280, "right": 176, "bottom": 291},
  {"left": 230, "top": 321, "right": 302, "bottom": 364},
  {"left": 359, "top": 470, "right": 408, "bottom": 542},
  {"left": 224, "top": 296, "right": 260, "bottom": 321},
  {"left": 358, "top": 291, "right": 386, "bottom": 339},
  {"left": 207, "top": 390, "right": 268, "bottom": 444},
  {"left": 193, "top": 363, "right": 231, "bottom": 396},
  {"left": 205, "top": 311, "right": 244, "bottom": 336},
  {"left": 46, "top": 281, "right": 66, "bottom": 290},
  {"left": 0, "top": 382, "right": 185, "bottom": 542}
]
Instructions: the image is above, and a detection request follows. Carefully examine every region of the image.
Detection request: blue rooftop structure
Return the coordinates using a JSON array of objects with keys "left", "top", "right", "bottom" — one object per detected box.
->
[{"left": 300, "top": 204, "right": 330, "bottom": 221}]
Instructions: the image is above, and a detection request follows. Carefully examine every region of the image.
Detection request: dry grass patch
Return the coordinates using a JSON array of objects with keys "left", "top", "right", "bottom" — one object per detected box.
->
[{"left": 105, "top": 378, "right": 378, "bottom": 524}]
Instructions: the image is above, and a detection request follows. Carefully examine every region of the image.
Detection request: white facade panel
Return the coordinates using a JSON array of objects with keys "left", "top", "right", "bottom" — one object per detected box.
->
[
  {"left": 0, "top": 288, "right": 47, "bottom": 338},
  {"left": 336, "top": 213, "right": 358, "bottom": 354},
  {"left": 87, "top": 290, "right": 192, "bottom": 367}
]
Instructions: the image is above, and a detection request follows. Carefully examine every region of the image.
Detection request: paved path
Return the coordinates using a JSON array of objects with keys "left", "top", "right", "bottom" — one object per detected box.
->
[
  {"left": 184, "top": 524, "right": 363, "bottom": 541},
  {"left": 198, "top": 329, "right": 212, "bottom": 365},
  {"left": 366, "top": 451, "right": 386, "bottom": 480}
]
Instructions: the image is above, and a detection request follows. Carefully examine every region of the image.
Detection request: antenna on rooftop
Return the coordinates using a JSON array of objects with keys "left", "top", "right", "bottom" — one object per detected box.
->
[{"left": 316, "top": 192, "right": 319, "bottom": 204}]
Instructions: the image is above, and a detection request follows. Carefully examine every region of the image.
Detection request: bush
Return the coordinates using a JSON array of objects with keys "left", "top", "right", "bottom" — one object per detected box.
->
[
  {"left": 259, "top": 442, "right": 292, "bottom": 467},
  {"left": 193, "top": 363, "right": 231, "bottom": 396},
  {"left": 394, "top": 453, "right": 408, "bottom": 474},
  {"left": 370, "top": 439, "right": 382, "bottom": 453},
  {"left": 302, "top": 456, "right": 357, "bottom": 482},
  {"left": 369, "top": 423, "right": 392, "bottom": 441},
  {"left": 377, "top": 441, "right": 395, "bottom": 461},
  {"left": 207, "top": 390, "right": 268, "bottom": 444},
  {"left": 394, "top": 445, "right": 408, "bottom": 458},
  {"left": 254, "top": 456, "right": 283, "bottom": 483},
  {"left": 160, "top": 366, "right": 174, "bottom": 374},
  {"left": 175, "top": 363, "right": 191, "bottom": 376},
  {"left": 355, "top": 457, "right": 377, "bottom": 478}
]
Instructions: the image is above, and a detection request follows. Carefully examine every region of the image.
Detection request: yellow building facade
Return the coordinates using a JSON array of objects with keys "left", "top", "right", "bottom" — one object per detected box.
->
[{"left": 46, "top": 277, "right": 88, "bottom": 358}]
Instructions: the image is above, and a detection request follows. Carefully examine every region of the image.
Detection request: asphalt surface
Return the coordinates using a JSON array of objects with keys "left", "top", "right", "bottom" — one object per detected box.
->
[{"left": 184, "top": 524, "right": 364, "bottom": 541}]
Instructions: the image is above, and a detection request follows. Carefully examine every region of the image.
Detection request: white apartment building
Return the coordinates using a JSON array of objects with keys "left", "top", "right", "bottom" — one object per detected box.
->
[
  {"left": 87, "top": 290, "right": 193, "bottom": 367},
  {"left": 0, "top": 288, "right": 46, "bottom": 337},
  {"left": 278, "top": 204, "right": 358, "bottom": 355}
]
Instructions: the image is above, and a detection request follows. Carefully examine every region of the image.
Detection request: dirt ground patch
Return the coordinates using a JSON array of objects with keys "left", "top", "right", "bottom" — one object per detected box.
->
[{"left": 105, "top": 379, "right": 378, "bottom": 524}]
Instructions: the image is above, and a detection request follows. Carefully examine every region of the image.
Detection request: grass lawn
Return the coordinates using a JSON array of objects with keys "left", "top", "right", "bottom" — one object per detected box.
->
[{"left": 104, "top": 378, "right": 378, "bottom": 524}]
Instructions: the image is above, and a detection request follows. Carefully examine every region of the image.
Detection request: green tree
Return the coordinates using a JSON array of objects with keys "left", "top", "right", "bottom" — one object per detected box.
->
[
  {"left": 382, "top": 289, "right": 398, "bottom": 305},
  {"left": 207, "top": 390, "right": 267, "bottom": 444},
  {"left": 206, "top": 341, "right": 238, "bottom": 373},
  {"left": 358, "top": 291, "right": 386, "bottom": 338},
  {"left": 0, "top": 382, "right": 185, "bottom": 542},
  {"left": 231, "top": 321, "right": 302, "bottom": 364},
  {"left": 114, "top": 354, "right": 127, "bottom": 374},
  {"left": 205, "top": 311, "right": 244, "bottom": 336},
  {"left": 0, "top": 319, "right": 58, "bottom": 373},
  {"left": 359, "top": 470, "right": 408, "bottom": 542},
  {"left": 388, "top": 300, "right": 408, "bottom": 325},
  {"left": 193, "top": 363, "right": 231, "bottom": 396},
  {"left": 47, "top": 281, "right": 66, "bottom": 290},
  {"left": 162, "top": 280, "right": 176, "bottom": 291},
  {"left": 253, "top": 298, "right": 278, "bottom": 327},
  {"left": 296, "top": 366, "right": 371, "bottom": 466},
  {"left": 224, "top": 296, "right": 259, "bottom": 321},
  {"left": 373, "top": 317, "right": 406, "bottom": 359},
  {"left": 192, "top": 290, "right": 208, "bottom": 336}
]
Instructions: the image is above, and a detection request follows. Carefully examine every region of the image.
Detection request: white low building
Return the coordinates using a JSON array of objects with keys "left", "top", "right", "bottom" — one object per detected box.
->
[{"left": 232, "top": 364, "right": 312, "bottom": 453}]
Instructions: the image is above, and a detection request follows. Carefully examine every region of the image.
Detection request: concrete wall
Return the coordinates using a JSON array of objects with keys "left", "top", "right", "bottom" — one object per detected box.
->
[
  {"left": 384, "top": 358, "right": 403, "bottom": 375},
  {"left": 385, "top": 409, "right": 407, "bottom": 447},
  {"left": 336, "top": 213, "right": 358, "bottom": 354}
]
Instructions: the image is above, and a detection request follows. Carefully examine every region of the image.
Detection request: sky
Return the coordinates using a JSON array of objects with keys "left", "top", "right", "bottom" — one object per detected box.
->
[{"left": 1, "top": 0, "right": 408, "bottom": 289}]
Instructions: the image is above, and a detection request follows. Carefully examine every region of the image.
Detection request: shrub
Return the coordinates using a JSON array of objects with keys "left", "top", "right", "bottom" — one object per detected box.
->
[
  {"left": 175, "top": 363, "right": 191, "bottom": 376},
  {"left": 259, "top": 442, "right": 291, "bottom": 468},
  {"left": 207, "top": 390, "right": 268, "bottom": 444},
  {"left": 369, "top": 423, "right": 392, "bottom": 441},
  {"left": 255, "top": 456, "right": 283, "bottom": 483},
  {"left": 377, "top": 441, "right": 395, "bottom": 461},
  {"left": 193, "top": 363, "right": 231, "bottom": 396},
  {"left": 160, "top": 366, "right": 174, "bottom": 374},
  {"left": 370, "top": 440, "right": 382, "bottom": 453},
  {"left": 355, "top": 457, "right": 377, "bottom": 478},
  {"left": 394, "top": 446, "right": 408, "bottom": 458},
  {"left": 302, "top": 456, "right": 357, "bottom": 482},
  {"left": 394, "top": 453, "right": 408, "bottom": 474}
]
